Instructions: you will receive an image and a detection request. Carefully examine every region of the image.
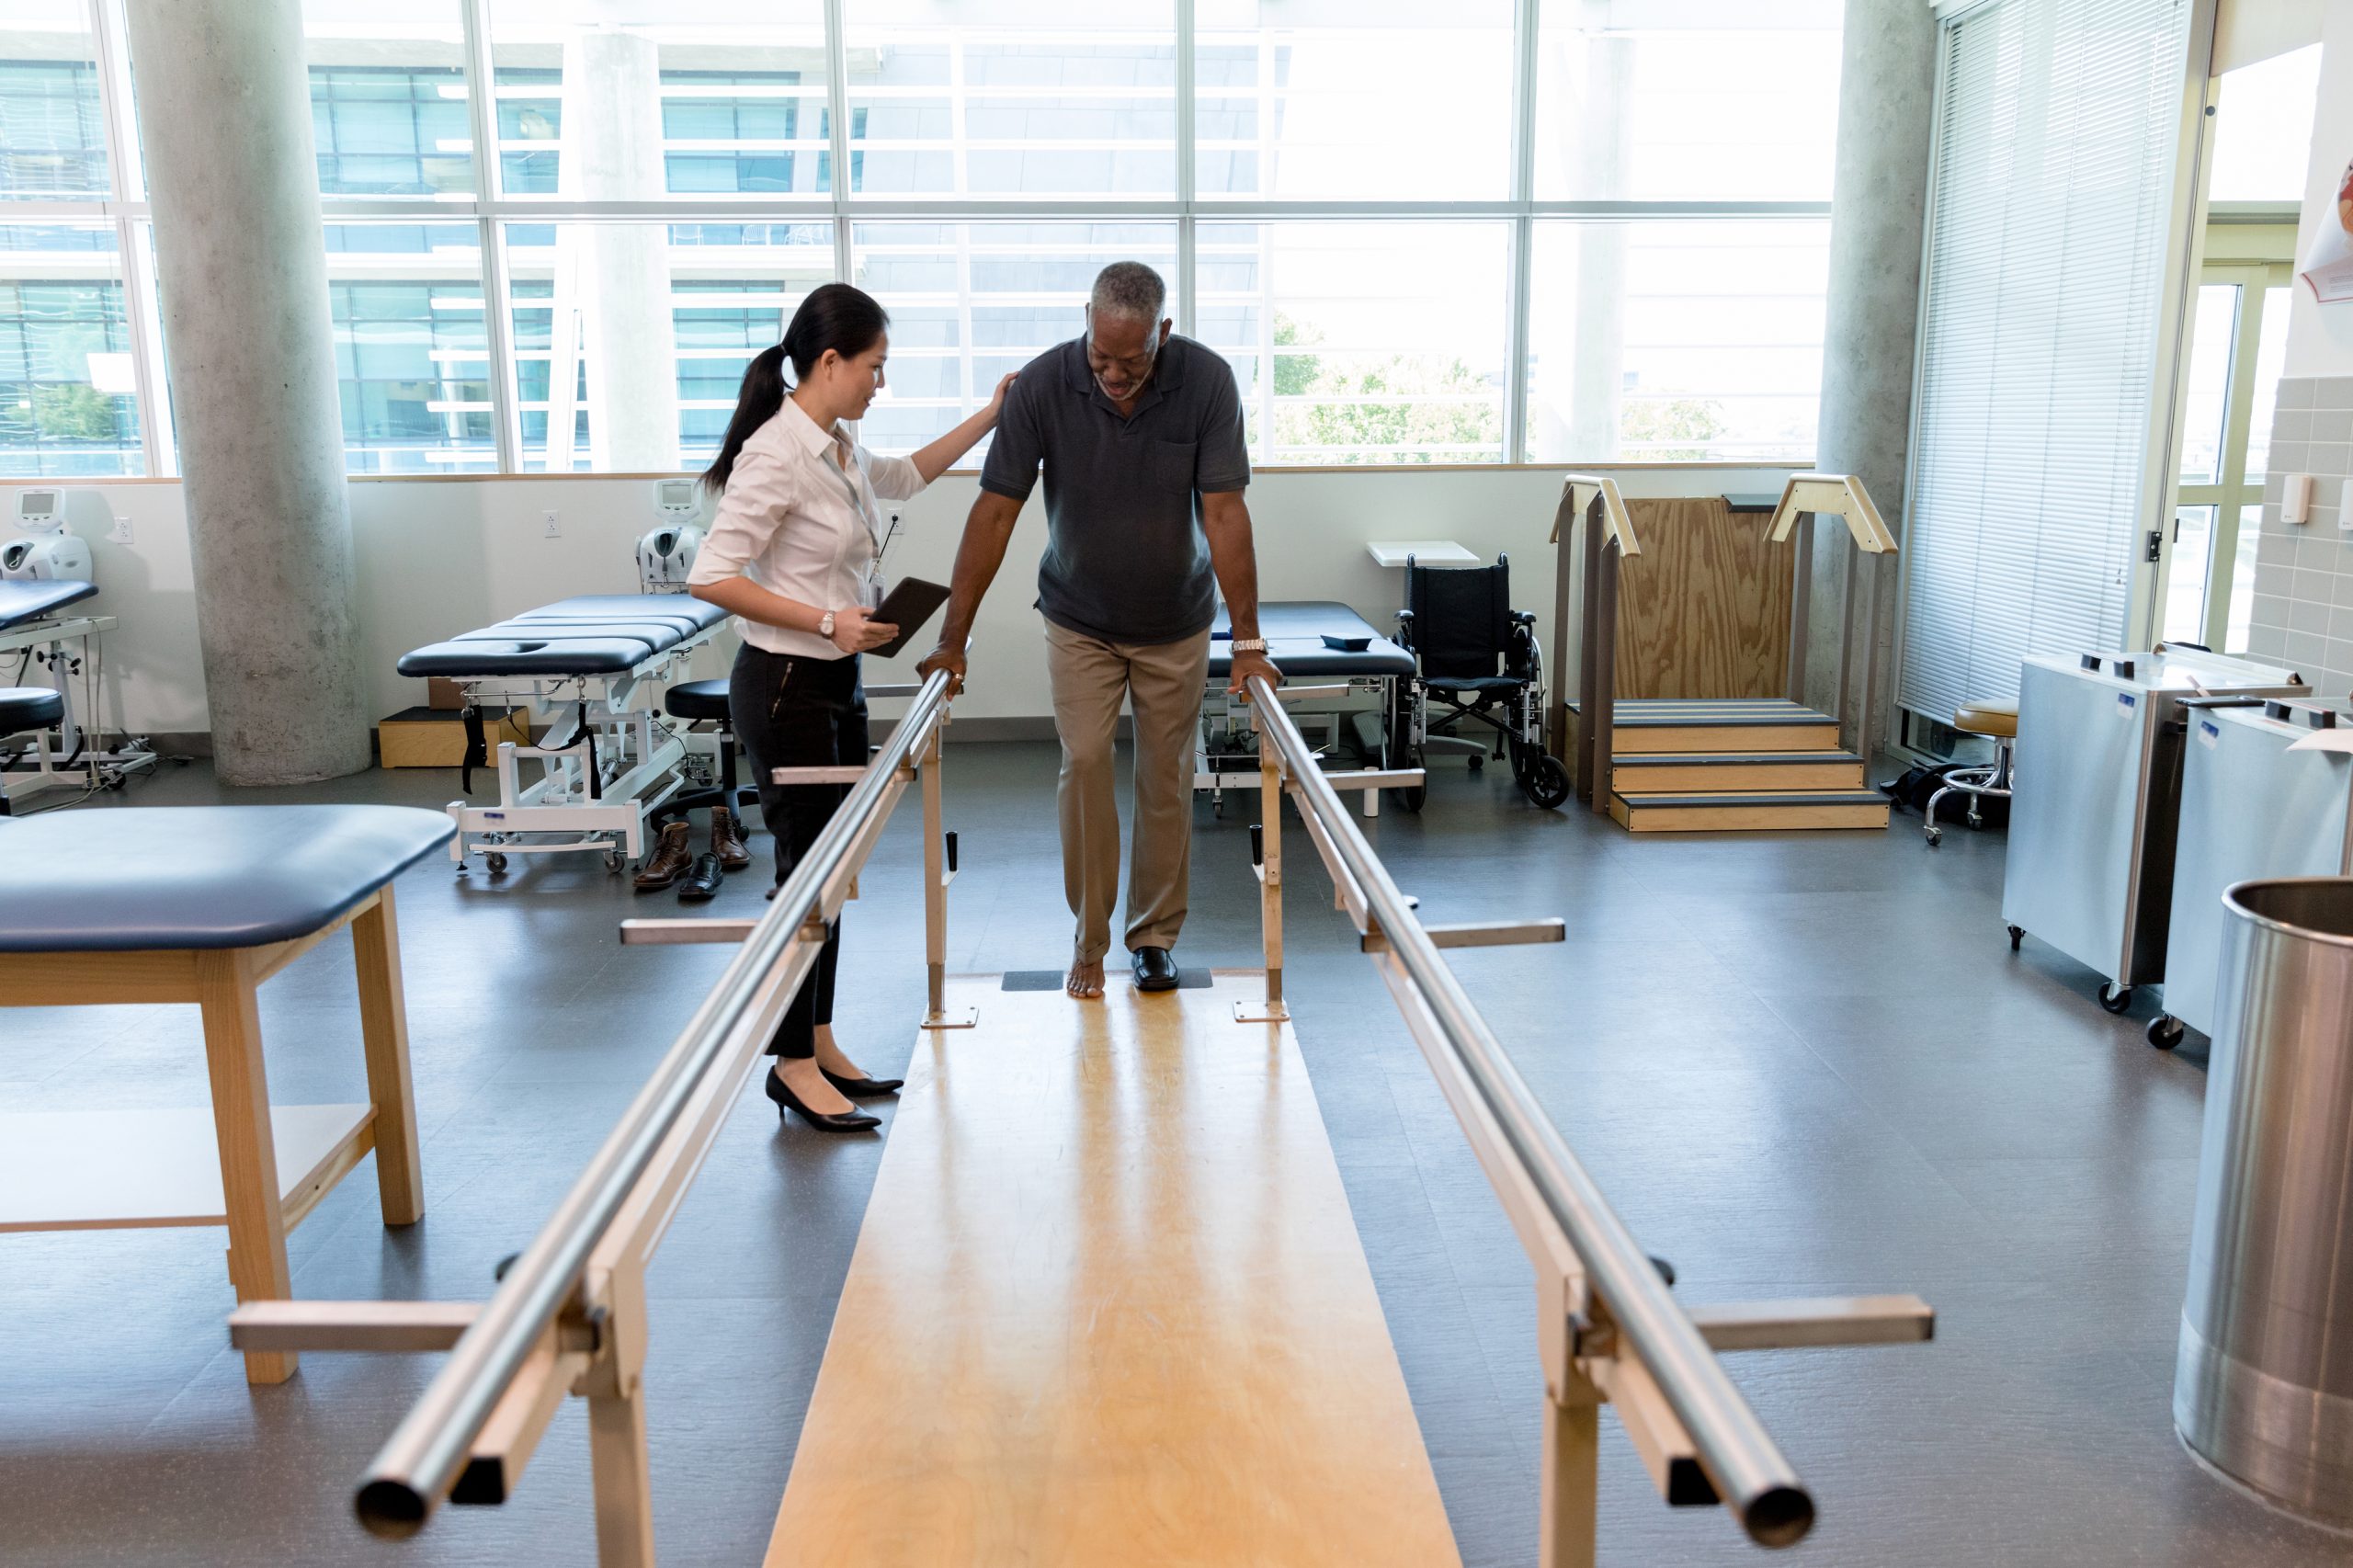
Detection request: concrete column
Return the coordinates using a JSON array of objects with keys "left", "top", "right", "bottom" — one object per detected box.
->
[
  {"left": 126, "top": 0, "right": 370, "bottom": 784},
  {"left": 561, "top": 28, "right": 678, "bottom": 472},
  {"left": 1807, "top": 0, "right": 1938, "bottom": 757}
]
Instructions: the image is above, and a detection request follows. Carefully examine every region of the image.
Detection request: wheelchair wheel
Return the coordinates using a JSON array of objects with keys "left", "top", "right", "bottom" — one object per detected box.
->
[{"left": 1521, "top": 755, "right": 1571, "bottom": 810}]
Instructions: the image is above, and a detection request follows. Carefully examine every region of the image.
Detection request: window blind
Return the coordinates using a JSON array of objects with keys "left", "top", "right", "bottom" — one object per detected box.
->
[{"left": 1896, "top": 0, "right": 2193, "bottom": 722}]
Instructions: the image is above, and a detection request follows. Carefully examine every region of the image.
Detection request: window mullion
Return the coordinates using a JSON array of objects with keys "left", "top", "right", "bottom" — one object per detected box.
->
[
  {"left": 1176, "top": 0, "right": 1196, "bottom": 336},
  {"left": 1504, "top": 0, "right": 1539, "bottom": 463},
  {"left": 824, "top": 0, "right": 854, "bottom": 287},
  {"left": 461, "top": 0, "right": 521, "bottom": 472}
]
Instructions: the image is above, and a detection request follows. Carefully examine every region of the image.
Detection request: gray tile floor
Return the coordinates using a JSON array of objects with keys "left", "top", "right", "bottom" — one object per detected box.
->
[{"left": 3, "top": 744, "right": 2344, "bottom": 1566}]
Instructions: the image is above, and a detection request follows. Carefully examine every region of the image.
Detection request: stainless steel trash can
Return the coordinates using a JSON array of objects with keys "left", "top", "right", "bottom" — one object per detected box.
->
[{"left": 2177, "top": 878, "right": 2353, "bottom": 1524}]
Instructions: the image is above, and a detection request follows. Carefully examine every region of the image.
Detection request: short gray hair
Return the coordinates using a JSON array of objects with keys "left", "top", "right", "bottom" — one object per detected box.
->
[{"left": 1090, "top": 261, "right": 1166, "bottom": 324}]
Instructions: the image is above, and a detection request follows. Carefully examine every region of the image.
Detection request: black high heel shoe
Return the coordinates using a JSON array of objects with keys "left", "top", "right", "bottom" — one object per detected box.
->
[
  {"left": 822, "top": 1066, "right": 904, "bottom": 1097},
  {"left": 764, "top": 1066, "right": 881, "bottom": 1132}
]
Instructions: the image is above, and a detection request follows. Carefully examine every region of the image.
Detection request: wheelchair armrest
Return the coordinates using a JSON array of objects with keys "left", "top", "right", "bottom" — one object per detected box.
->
[{"left": 1509, "top": 610, "right": 1537, "bottom": 628}]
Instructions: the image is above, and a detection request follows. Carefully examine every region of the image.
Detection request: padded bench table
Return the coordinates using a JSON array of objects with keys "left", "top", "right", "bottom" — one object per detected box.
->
[
  {"left": 397, "top": 594, "right": 727, "bottom": 876},
  {"left": 1199, "top": 600, "right": 1417, "bottom": 818},
  {"left": 0, "top": 805, "right": 453, "bottom": 1384}
]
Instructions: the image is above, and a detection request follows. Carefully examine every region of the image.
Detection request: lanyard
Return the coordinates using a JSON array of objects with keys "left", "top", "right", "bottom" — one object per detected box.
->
[{"left": 823, "top": 435, "right": 885, "bottom": 606}]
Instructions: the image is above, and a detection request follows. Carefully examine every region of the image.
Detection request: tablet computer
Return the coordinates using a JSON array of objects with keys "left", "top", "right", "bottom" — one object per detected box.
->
[{"left": 869, "top": 576, "right": 952, "bottom": 659}]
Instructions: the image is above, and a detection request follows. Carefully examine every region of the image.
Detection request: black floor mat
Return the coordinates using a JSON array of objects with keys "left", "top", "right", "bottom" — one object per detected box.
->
[{"left": 1000, "top": 968, "right": 1213, "bottom": 991}]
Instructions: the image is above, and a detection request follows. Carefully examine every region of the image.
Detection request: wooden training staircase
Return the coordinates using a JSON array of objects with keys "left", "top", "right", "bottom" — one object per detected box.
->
[
  {"left": 1552, "top": 474, "right": 1896, "bottom": 836},
  {"left": 1578, "top": 697, "right": 1889, "bottom": 833}
]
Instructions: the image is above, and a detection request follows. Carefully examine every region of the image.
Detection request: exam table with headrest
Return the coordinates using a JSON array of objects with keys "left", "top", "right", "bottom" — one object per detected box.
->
[
  {"left": 396, "top": 594, "right": 727, "bottom": 875},
  {"left": 1199, "top": 600, "right": 1417, "bottom": 817}
]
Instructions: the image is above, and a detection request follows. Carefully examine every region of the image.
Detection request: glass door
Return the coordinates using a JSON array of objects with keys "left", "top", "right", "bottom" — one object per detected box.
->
[{"left": 2159, "top": 260, "right": 2291, "bottom": 651}]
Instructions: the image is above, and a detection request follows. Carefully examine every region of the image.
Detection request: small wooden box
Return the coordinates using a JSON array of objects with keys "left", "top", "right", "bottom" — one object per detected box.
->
[{"left": 377, "top": 706, "right": 530, "bottom": 768}]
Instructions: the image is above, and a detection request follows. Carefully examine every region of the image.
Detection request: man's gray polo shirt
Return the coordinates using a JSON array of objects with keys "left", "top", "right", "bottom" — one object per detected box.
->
[{"left": 978, "top": 333, "right": 1251, "bottom": 646}]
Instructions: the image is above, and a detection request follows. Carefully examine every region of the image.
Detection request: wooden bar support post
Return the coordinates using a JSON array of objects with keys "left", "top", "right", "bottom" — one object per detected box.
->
[
  {"left": 1540, "top": 1388, "right": 1600, "bottom": 1568},
  {"left": 917, "top": 725, "right": 974, "bottom": 1029},
  {"left": 1239, "top": 699, "right": 1289, "bottom": 1023},
  {"left": 196, "top": 949, "right": 295, "bottom": 1385},
  {"left": 352, "top": 888, "right": 425, "bottom": 1227}
]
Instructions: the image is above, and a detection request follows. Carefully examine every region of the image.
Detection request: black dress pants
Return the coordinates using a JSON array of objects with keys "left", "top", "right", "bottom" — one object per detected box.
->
[{"left": 728, "top": 642, "right": 867, "bottom": 1060}]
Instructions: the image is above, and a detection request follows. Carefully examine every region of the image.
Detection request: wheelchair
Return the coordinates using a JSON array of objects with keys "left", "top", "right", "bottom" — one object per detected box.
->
[{"left": 1389, "top": 552, "right": 1573, "bottom": 812}]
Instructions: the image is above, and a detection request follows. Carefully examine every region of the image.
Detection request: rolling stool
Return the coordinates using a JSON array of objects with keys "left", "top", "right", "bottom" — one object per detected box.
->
[
  {"left": 1924, "top": 698, "right": 2016, "bottom": 846},
  {"left": 0, "top": 687, "right": 65, "bottom": 817},
  {"left": 640, "top": 678, "right": 758, "bottom": 894}
]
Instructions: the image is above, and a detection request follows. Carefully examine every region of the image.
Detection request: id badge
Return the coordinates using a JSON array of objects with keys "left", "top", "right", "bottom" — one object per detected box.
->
[{"left": 860, "top": 561, "right": 883, "bottom": 611}]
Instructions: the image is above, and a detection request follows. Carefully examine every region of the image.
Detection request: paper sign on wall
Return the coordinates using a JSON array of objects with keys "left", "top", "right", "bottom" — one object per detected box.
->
[{"left": 2302, "top": 154, "right": 2353, "bottom": 303}]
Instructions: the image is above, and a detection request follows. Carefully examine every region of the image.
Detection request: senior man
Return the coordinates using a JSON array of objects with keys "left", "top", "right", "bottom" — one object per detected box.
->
[{"left": 918, "top": 262, "right": 1280, "bottom": 998}]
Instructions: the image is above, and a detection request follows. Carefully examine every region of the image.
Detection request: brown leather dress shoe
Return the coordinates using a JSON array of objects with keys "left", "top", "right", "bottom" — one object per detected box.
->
[
  {"left": 709, "top": 804, "right": 753, "bottom": 872},
  {"left": 633, "top": 820, "right": 694, "bottom": 891}
]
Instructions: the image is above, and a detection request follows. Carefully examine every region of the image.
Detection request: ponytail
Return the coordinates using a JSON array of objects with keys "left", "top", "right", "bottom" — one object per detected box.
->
[
  {"left": 701, "top": 345, "right": 789, "bottom": 496},
  {"left": 700, "top": 282, "right": 891, "bottom": 496}
]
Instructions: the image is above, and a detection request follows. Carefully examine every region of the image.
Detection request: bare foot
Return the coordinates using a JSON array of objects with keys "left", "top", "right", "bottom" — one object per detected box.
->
[
  {"left": 1065, "top": 954, "right": 1105, "bottom": 998},
  {"left": 812, "top": 1025, "right": 869, "bottom": 1083},
  {"left": 776, "top": 1057, "right": 854, "bottom": 1116}
]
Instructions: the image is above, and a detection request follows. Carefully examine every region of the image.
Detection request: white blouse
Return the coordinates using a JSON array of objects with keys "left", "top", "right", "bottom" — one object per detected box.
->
[{"left": 688, "top": 396, "right": 928, "bottom": 659}]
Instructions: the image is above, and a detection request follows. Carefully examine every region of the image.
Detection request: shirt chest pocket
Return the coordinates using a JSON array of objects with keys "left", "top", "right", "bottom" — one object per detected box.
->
[{"left": 1151, "top": 439, "right": 1198, "bottom": 496}]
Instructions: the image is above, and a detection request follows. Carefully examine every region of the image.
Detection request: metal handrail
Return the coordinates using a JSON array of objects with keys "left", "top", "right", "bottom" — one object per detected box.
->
[
  {"left": 1245, "top": 675, "right": 1814, "bottom": 1546},
  {"left": 354, "top": 668, "right": 957, "bottom": 1536}
]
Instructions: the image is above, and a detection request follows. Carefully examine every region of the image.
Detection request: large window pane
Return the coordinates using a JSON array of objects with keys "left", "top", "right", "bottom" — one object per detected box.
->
[
  {"left": 1, "top": 5, "right": 108, "bottom": 200},
  {"left": 850, "top": 222, "right": 1176, "bottom": 458},
  {"left": 842, "top": 3, "right": 1176, "bottom": 199},
  {"left": 1196, "top": 6, "right": 1514, "bottom": 200},
  {"left": 303, "top": 2, "right": 476, "bottom": 198},
  {"left": 2176, "top": 283, "right": 2237, "bottom": 486},
  {"left": 486, "top": 3, "right": 829, "bottom": 200},
  {"left": 1525, "top": 220, "right": 1828, "bottom": 463},
  {"left": 0, "top": 223, "right": 143, "bottom": 477},
  {"left": 2244, "top": 285, "right": 2291, "bottom": 480},
  {"left": 1199, "top": 222, "right": 1507, "bottom": 465},
  {"left": 506, "top": 221, "right": 835, "bottom": 472},
  {"left": 1532, "top": 3, "right": 1841, "bottom": 201},
  {"left": 323, "top": 222, "right": 495, "bottom": 473}
]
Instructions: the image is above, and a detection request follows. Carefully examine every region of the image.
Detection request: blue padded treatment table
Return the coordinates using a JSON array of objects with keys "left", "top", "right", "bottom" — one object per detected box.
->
[
  {"left": 0, "top": 577, "right": 97, "bottom": 630},
  {"left": 1208, "top": 600, "right": 1414, "bottom": 681},
  {"left": 0, "top": 804, "right": 453, "bottom": 1383},
  {"left": 398, "top": 594, "right": 724, "bottom": 680}
]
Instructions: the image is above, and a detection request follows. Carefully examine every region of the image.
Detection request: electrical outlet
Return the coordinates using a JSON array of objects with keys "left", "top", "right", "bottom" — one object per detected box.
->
[
  {"left": 541, "top": 508, "right": 561, "bottom": 538},
  {"left": 109, "top": 517, "right": 132, "bottom": 544}
]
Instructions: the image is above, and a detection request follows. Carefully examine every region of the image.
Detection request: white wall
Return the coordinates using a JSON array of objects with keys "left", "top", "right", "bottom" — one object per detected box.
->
[
  {"left": 2284, "top": 0, "right": 2353, "bottom": 378},
  {"left": 3, "top": 465, "right": 1801, "bottom": 741}
]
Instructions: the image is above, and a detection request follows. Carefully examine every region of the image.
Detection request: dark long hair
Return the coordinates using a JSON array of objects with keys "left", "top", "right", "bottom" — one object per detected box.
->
[{"left": 700, "top": 282, "right": 891, "bottom": 494}]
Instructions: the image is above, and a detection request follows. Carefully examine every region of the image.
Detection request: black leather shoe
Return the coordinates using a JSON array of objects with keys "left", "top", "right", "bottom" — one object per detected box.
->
[
  {"left": 676, "top": 851, "right": 723, "bottom": 903},
  {"left": 1131, "top": 946, "right": 1179, "bottom": 992},
  {"left": 764, "top": 1067, "right": 881, "bottom": 1132},
  {"left": 822, "top": 1066, "right": 904, "bottom": 1097}
]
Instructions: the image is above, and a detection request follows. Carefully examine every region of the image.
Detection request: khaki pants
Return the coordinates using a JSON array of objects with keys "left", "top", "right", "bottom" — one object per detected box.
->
[{"left": 1044, "top": 619, "right": 1212, "bottom": 962}]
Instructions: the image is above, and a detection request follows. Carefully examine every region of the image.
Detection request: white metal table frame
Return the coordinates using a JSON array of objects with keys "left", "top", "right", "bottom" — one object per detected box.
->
[
  {"left": 434, "top": 631, "right": 716, "bottom": 875},
  {"left": 0, "top": 608, "right": 158, "bottom": 807}
]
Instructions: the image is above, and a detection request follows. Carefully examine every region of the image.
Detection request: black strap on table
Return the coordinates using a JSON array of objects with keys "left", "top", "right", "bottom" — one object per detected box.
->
[
  {"left": 460, "top": 705, "right": 486, "bottom": 793},
  {"left": 579, "top": 699, "right": 601, "bottom": 801}
]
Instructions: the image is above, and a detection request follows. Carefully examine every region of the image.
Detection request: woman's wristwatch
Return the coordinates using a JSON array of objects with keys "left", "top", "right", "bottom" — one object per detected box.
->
[{"left": 819, "top": 609, "right": 836, "bottom": 639}]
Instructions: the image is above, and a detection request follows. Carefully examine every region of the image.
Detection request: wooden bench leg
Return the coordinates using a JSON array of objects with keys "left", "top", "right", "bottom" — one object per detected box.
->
[
  {"left": 196, "top": 951, "right": 296, "bottom": 1385},
  {"left": 352, "top": 887, "right": 426, "bottom": 1227}
]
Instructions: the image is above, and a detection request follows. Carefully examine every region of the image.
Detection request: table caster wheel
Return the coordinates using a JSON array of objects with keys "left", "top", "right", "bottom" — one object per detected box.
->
[
  {"left": 484, "top": 851, "right": 508, "bottom": 875},
  {"left": 2006, "top": 925, "right": 2024, "bottom": 952},
  {"left": 2098, "top": 982, "right": 2132, "bottom": 1015},
  {"left": 1467, "top": 753, "right": 1483, "bottom": 772},
  {"left": 2148, "top": 1016, "right": 2184, "bottom": 1050},
  {"left": 604, "top": 848, "right": 625, "bottom": 874}
]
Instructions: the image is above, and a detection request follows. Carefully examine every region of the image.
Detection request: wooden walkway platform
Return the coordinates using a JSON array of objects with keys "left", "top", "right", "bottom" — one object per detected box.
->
[{"left": 765, "top": 972, "right": 1461, "bottom": 1567}]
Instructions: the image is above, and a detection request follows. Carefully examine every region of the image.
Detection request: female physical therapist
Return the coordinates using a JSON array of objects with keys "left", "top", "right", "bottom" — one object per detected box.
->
[{"left": 689, "top": 283, "right": 1010, "bottom": 1132}]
